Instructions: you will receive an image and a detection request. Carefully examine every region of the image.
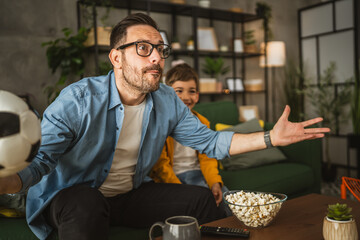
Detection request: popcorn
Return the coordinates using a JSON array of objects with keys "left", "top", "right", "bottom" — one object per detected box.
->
[{"left": 225, "top": 191, "right": 284, "bottom": 228}]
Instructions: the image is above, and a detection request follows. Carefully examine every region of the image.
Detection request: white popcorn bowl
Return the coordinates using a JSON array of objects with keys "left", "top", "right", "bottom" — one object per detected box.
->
[{"left": 223, "top": 190, "right": 287, "bottom": 229}]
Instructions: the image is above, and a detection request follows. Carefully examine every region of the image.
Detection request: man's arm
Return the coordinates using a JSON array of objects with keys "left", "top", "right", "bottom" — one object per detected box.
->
[
  {"left": 0, "top": 174, "right": 22, "bottom": 194},
  {"left": 229, "top": 105, "right": 330, "bottom": 155}
]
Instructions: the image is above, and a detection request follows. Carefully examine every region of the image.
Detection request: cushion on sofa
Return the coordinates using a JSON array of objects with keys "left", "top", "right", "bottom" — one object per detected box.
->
[
  {"left": 219, "top": 162, "right": 314, "bottom": 197},
  {"left": 220, "top": 119, "right": 287, "bottom": 169}
]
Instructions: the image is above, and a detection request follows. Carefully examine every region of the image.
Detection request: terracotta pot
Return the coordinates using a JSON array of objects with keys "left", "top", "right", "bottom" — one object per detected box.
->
[{"left": 323, "top": 216, "right": 358, "bottom": 240}]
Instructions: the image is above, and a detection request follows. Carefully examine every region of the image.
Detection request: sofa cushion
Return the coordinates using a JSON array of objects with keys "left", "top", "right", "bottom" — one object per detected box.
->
[
  {"left": 219, "top": 162, "right": 314, "bottom": 197},
  {"left": 220, "top": 119, "right": 287, "bottom": 169}
]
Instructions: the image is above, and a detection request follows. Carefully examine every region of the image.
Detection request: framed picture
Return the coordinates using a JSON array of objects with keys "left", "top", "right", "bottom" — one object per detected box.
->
[
  {"left": 233, "top": 38, "right": 243, "bottom": 53},
  {"left": 239, "top": 105, "right": 259, "bottom": 122},
  {"left": 197, "top": 27, "right": 218, "bottom": 51},
  {"left": 160, "top": 30, "right": 169, "bottom": 45},
  {"left": 226, "top": 78, "right": 244, "bottom": 92}
]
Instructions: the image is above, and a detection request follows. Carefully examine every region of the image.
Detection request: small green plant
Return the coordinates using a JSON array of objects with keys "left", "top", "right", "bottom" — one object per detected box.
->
[
  {"left": 42, "top": 27, "right": 88, "bottom": 104},
  {"left": 201, "top": 57, "right": 230, "bottom": 79},
  {"left": 327, "top": 203, "right": 352, "bottom": 221},
  {"left": 244, "top": 30, "right": 256, "bottom": 46}
]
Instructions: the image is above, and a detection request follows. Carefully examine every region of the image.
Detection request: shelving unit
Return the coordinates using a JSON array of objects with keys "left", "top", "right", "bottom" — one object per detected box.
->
[{"left": 77, "top": 0, "right": 270, "bottom": 120}]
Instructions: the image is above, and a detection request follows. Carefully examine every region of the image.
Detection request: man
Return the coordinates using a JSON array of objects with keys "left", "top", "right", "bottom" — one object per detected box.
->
[{"left": 0, "top": 13, "right": 329, "bottom": 240}]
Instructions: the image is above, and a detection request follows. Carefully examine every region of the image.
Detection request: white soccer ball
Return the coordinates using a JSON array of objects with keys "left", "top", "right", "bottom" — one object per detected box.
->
[{"left": 0, "top": 90, "right": 41, "bottom": 177}]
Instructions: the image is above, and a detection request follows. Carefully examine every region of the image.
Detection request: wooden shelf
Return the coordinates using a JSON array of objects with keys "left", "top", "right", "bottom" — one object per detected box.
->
[{"left": 81, "top": 0, "right": 262, "bottom": 23}]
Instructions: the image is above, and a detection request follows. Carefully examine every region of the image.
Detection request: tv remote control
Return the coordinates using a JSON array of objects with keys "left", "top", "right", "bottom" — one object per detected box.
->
[{"left": 200, "top": 225, "right": 250, "bottom": 238}]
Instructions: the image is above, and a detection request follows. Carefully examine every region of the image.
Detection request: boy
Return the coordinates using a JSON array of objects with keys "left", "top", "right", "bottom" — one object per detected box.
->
[{"left": 150, "top": 63, "right": 231, "bottom": 215}]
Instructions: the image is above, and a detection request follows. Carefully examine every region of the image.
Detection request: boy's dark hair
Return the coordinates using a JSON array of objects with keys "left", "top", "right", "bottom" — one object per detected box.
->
[
  {"left": 165, "top": 63, "right": 199, "bottom": 91},
  {"left": 110, "top": 13, "right": 158, "bottom": 49}
]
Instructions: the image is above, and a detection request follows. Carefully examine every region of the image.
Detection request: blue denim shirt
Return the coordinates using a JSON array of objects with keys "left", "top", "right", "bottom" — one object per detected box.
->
[{"left": 18, "top": 71, "right": 234, "bottom": 239}]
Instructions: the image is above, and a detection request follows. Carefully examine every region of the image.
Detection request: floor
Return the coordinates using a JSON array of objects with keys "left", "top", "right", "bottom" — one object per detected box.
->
[{"left": 320, "top": 168, "right": 358, "bottom": 202}]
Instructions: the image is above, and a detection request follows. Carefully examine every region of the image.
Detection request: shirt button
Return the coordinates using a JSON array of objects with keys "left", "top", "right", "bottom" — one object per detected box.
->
[
  {"left": 120, "top": 107, "right": 123, "bottom": 110},
  {"left": 104, "top": 169, "right": 108, "bottom": 173}
]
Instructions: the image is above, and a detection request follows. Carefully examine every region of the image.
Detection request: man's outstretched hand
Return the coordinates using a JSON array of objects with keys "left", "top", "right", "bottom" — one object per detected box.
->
[{"left": 271, "top": 105, "right": 330, "bottom": 147}]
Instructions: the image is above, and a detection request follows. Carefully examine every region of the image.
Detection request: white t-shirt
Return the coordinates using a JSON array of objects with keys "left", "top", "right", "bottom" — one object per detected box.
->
[
  {"left": 99, "top": 100, "right": 146, "bottom": 197},
  {"left": 172, "top": 139, "right": 200, "bottom": 175}
]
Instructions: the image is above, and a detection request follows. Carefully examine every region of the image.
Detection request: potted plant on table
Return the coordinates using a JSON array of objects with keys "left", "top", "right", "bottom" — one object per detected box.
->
[{"left": 323, "top": 203, "right": 358, "bottom": 240}]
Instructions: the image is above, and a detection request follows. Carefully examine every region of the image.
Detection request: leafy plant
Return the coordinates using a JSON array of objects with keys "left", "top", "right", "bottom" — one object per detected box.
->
[
  {"left": 42, "top": 27, "right": 88, "bottom": 104},
  {"left": 255, "top": 2, "right": 273, "bottom": 40},
  {"left": 301, "top": 62, "right": 352, "bottom": 168},
  {"left": 327, "top": 203, "right": 352, "bottom": 221},
  {"left": 81, "top": 0, "right": 113, "bottom": 28},
  {"left": 302, "top": 62, "right": 352, "bottom": 133},
  {"left": 351, "top": 63, "right": 360, "bottom": 135},
  {"left": 201, "top": 57, "right": 230, "bottom": 79},
  {"left": 244, "top": 30, "right": 256, "bottom": 46}
]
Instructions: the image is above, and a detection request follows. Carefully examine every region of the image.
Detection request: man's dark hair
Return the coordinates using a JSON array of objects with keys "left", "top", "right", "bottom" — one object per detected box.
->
[{"left": 110, "top": 13, "right": 158, "bottom": 49}]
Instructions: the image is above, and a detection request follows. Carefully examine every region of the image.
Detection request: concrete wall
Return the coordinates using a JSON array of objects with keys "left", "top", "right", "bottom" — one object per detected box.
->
[
  {"left": 4, "top": 0, "right": 356, "bottom": 176},
  {"left": 0, "top": 0, "right": 319, "bottom": 115}
]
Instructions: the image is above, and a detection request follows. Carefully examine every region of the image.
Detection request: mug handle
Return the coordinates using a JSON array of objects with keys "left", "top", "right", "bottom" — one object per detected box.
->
[{"left": 149, "top": 222, "right": 165, "bottom": 240}]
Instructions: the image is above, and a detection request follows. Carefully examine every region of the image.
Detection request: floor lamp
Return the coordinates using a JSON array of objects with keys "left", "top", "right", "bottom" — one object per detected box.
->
[{"left": 259, "top": 41, "right": 286, "bottom": 122}]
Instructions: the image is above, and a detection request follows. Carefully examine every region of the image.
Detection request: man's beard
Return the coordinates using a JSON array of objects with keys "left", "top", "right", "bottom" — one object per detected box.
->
[{"left": 121, "top": 55, "right": 162, "bottom": 94}]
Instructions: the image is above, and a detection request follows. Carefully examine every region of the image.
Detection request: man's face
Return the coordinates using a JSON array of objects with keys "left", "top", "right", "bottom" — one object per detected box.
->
[
  {"left": 171, "top": 80, "right": 199, "bottom": 110},
  {"left": 120, "top": 25, "right": 165, "bottom": 93}
]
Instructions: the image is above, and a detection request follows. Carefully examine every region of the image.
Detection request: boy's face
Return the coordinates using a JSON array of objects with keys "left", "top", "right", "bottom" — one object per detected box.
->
[{"left": 171, "top": 80, "right": 199, "bottom": 110}]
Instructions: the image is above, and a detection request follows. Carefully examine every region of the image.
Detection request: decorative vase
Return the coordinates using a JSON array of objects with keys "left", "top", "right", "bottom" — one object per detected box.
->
[{"left": 323, "top": 217, "right": 358, "bottom": 240}]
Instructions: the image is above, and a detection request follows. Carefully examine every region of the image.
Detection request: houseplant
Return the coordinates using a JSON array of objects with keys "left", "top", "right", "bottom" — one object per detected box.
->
[
  {"left": 323, "top": 203, "right": 358, "bottom": 240},
  {"left": 255, "top": 2, "right": 272, "bottom": 41},
  {"left": 42, "top": 27, "right": 88, "bottom": 103},
  {"left": 202, "top": 57, "right": 230, "bottom": 80},
  {"left": 80, "top": 0, "right": 113, "bottom": 47},
  {"left": 244, "top": 30, "right": 257, "bottom": 53},
  {"left": 201, "top": 57, "right": 230, "bottom": 93},
  {"left": 301, "top": 62, "right": 352, "bottom": 181}
]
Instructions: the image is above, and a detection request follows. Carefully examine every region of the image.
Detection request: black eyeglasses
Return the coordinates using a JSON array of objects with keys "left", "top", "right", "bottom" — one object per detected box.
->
[{"left": 117, "top": 41, "right": 171, "bottom": 59}]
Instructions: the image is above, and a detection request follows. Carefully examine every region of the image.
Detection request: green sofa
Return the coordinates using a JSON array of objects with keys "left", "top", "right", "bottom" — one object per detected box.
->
[
  {"left": 193, "top": 100, "right": 322, "bottom": 198},
  {"left": 0, "top": 100, "right": 321, "bottom": 240}
]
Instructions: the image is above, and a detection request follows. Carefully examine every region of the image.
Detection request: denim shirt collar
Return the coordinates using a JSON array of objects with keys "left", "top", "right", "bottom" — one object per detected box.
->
[{"left": 108, "top": 70, "right": 122, "bottom": 110}]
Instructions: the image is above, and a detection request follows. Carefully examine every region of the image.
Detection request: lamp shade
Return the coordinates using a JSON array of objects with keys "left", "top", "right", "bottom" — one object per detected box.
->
[{"left": 259, "top": 41, "right": 286, "bottom": 67}]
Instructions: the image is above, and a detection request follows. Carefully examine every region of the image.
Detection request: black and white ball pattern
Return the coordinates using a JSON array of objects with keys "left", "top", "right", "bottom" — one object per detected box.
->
[{"left": 0, "top": 90, "right": 41, "bottom": 177}]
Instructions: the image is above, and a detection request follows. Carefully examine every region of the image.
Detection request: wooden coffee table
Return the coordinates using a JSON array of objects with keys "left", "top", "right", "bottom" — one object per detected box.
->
[{"left": 202, "top": 193, "right": 360, "bottom": 240}]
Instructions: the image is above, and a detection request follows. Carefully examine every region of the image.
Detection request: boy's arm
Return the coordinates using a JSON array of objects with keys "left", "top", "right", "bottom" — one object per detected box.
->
[{"left": 150, "top": 138, "right": 181, "bottom": 184}]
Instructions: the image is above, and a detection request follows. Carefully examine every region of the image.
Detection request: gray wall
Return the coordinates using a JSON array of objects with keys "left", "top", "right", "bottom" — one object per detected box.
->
[{"left": 0, "top": 0, "right": 319, "bottom": 115}]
